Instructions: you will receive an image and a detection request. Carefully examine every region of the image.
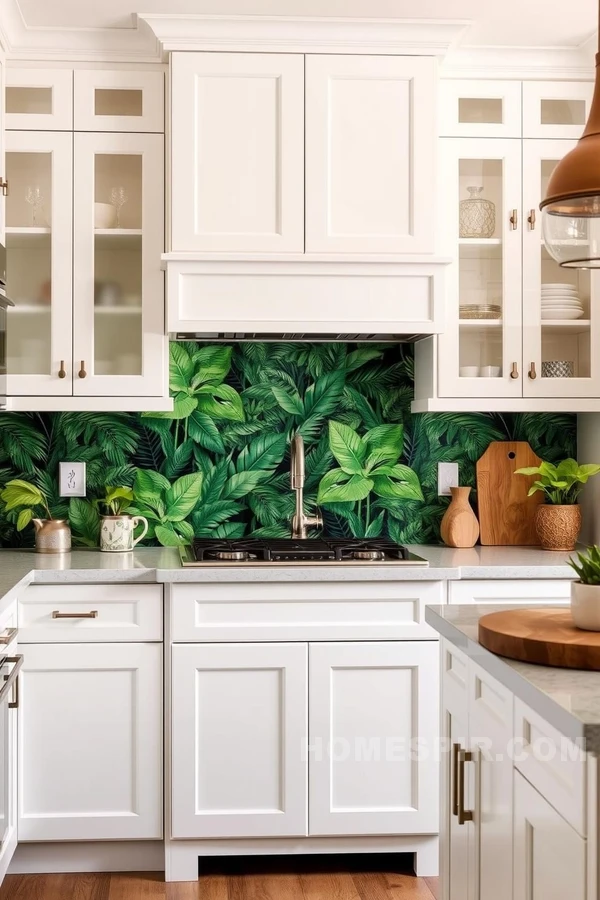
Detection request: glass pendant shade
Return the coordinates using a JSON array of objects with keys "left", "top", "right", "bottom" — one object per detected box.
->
[{"left": 540, "top": 33, "right": 600, "bottom": 267}]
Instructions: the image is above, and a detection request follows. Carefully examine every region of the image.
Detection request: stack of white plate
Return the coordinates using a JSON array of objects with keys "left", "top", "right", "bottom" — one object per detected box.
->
[{"left": 541, "top": 284, "right": 584, "bottom": 320}]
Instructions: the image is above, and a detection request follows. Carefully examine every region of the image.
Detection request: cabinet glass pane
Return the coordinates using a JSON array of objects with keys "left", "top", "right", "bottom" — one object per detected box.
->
[
  {"left": 540, "top": 99, "right": 586, "bottom": 126},
  {"left": 458, "top": 98, "right": 503, "bottom": 125},
  {"left": 6, "top": 87, "right": 52, "bottom": 116},
  {"left": 5, "top": 151, "right": 52, "bottom": 376},
  {"left": 539, "top": 158, "right": 590, "bottom": 380},
  {"left": 93, "top": 154, "right": 142, "bottom": 377},
  {"left": 94, "top": 89, "right": 143, "bottom": 118},
  {"left": 458, "top": 159, "right": 503, "bottom": 379}
]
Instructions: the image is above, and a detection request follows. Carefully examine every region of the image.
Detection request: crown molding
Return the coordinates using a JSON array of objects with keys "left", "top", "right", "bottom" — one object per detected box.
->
[
  {"left": 138, "top": 14, "right": 470, "bottom": 56},
  {"left": 442, "top": 44, "right": 595, "bottom": 80},
  {"left": 0, "top": 0, "right": 162, "bottom": 62}
]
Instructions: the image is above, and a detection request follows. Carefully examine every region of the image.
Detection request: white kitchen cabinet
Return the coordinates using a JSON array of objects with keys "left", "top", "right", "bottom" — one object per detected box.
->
[
  {"left": 305, "top": 55, "right": 435, "bottom": 254},
  {"left": 448, "top": 580, "right": 572, "bottom": 606},
  {"left": 170, "top": 52, "right": 304, "bottom": 253},
  {"left": 171, "top": 642, "right": 308, "bottom": 839},
  {"left": 73, "top": 131, "right": 165, "bottom": 396},
  {"left": 5, "top": 68, "right": 73, "bottom": 131},
  {"left": 0, "top": 603, "right": 18, "bottom": 886},
  {"left": 440, "top": 641, "right": 513, "bottom": 900},
  {"left": 439, "top": 80, "right": 522, "bottom": 139},
  {"left": 5, "top": 129, "right": 73, "bottom": 396},
  {"left": 309, "top": 641, "right": 438, "bottom": 836},
  {"left": 18, "top": 642, "right": 162, "bottom": 841},
  {"left": 73, "top": 70, "right": 164, "bottom": 133},
  {"left": 522, "top": 81, "right": 593, "bottom": 139},
  {"left": 513, "top": 770, "right": 586, "bottom": 900}
]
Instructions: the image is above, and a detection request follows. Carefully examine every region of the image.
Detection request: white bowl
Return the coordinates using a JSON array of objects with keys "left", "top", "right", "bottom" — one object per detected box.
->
[
  {"left": 459, "top": 366, "right": 480, "bottom": 377},
  {"left": 542, "top": 283, "right": 579, "bottom": 290},
  {"left": 94, "top": 202, "right": 117, "bottom": 229},
  {"left": 541, "top": 308, "right": 584, "bottom": 319},
  {"left": 479, "top": 366, "right": 501, "bottom": 377}
]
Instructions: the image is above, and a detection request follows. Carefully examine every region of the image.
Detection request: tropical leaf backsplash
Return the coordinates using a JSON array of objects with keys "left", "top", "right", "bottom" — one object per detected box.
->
[{"left": 0, "top": 342, "right": 576, "bottom": 547}]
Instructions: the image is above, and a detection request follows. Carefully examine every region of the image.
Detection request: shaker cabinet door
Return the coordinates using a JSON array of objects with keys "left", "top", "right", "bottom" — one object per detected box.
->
[
  {"left": 305, "top": 55, "right": 436, "bottom": 254},
  {"left": 170, "top": 52, "right": 304, "bottom": 253}
]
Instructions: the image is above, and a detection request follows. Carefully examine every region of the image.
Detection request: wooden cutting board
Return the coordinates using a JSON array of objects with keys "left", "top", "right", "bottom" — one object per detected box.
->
[
  {"left": 476, "top": 441, "right": 544, "bottom": 545},
  {"left": 479, "top": 608, "right": 600, "bottom": 670}
]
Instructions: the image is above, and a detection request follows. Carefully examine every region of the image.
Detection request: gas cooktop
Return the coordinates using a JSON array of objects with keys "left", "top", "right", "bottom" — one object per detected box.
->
[{"left": 180, "top": 538, "right": 428, "bottom": 566}]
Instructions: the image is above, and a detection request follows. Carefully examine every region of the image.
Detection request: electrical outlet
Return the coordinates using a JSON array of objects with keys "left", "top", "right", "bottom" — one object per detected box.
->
[
  {"left": 438, "top": 462, "right": 459, "bottom": 497},
  {"left": 59, "top": 462, "right": 87, "bottom": 498}
]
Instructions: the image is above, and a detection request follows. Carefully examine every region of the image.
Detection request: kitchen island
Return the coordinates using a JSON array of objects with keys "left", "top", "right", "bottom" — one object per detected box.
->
[{"left": 426, "top": 603, "right": 599, "bottom": 900}]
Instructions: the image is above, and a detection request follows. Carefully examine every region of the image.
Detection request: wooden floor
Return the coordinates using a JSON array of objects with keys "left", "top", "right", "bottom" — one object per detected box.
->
[{"left": 0, "top": 858, "right": 439, "bottom": 900}]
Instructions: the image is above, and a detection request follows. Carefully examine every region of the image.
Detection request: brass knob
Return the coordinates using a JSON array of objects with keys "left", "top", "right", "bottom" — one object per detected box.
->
[
  {"left": 58, "top": 361, "right": 66, "bottom": 379},
  {"left": 0, "top": 178, "right": 8, "bottom": 197},
  {"left": 509, "top": 209, "right": 518, "bottom": 230},
  {"left": 528, "top": 362, "right": 537, "bottom": 380},
  {"left": 528, "top": 208, "right": 536, "bottom": 230},
  {"left": 510, "top": 362, "right": 519, "bottom": 379},
  {"left": 78, "top": 361, "right": 87, "bottom": 379}
]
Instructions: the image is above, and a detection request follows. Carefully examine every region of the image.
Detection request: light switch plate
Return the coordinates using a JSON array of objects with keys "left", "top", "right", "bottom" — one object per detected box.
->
[
  {"left": 438, "top": 462, "right": 459, "bottom": 497},
  {"left": 59, "top": 462, "right": 87, "bottom": 498}
]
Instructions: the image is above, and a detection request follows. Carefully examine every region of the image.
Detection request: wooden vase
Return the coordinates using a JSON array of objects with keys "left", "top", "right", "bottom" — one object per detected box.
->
[
  {"left": 535, "top": 504, "right": 582, "bottom": 551},
  {"left": 440, "top": 486, "right": 480, "bottom": 548}
]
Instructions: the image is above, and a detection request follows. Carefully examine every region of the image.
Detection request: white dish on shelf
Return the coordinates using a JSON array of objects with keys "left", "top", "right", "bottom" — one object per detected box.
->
[
  {"left": 480, "top": 366, "right": 501, "bottom": 377},
  {"left": 542, "top": 300, "right": 584, "bottom": 308},
  {"left": 541, "top": 308, "right": 585, "bottom": 319},
  {"left": 542, "top": 283, "right": 580, "bottom": 290},
  {"left": 459, "top": 366, "right": 480, "bottom": 377},
  {"left": 541, "top": 292, "right": 580, "bottom": 299},
  {"left": 94, "top": 202, "right": 117, "bottom": 229}
]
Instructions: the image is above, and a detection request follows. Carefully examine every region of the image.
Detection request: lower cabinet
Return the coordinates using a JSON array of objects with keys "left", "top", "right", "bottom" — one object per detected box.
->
[
  {"left": 171, "top": 640, "right": 438, "bottom": 840},
  {"left": 513, "top": 771, "right": 586, "bottom": 900},
  {"left": 18, "top": 642, "right": 163, "bottom": 841}
]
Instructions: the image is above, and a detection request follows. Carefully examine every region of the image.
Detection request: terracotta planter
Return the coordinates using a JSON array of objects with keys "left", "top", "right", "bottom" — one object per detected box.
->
[
  {"left": 535, "top": 504, "right": 581, "bottom": 551},
  {"left": 440, "top": 486, "right": 480, "bottom": 548},
  {"left": 571, "top": 581, "right": 600, "bottom": 631}
]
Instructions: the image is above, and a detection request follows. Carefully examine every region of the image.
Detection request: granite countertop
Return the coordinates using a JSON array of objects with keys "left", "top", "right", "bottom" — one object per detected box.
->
[{"left": 426, "top": 603, "right": 600, "bottom": 754}]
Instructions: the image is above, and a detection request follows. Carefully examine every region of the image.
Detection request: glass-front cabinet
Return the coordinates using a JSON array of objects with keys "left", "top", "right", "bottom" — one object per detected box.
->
[{"left": 438, "top": 137, "right": 522, "bottom": 398}]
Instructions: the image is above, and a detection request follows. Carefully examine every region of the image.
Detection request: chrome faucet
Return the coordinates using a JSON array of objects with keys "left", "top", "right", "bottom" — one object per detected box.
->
[{"left": 290, "top": 433, "right": 323, "bottom": 539}]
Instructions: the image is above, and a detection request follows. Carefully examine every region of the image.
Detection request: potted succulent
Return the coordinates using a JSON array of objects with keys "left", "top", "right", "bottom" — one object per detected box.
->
[
  {"left": 569, "top": 546, "right": 600, "bottom": 631},
  {"left": 0, "top": 479, "right": 71, "bottom": 553},
  {"left": 94, "top": 486, "right": 148, "bottom": 553},
  {"left": 514, "top": 459, "right": 600, "bottom": 551}
]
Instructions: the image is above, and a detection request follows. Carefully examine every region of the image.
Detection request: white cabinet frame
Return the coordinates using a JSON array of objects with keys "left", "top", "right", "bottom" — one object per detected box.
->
[
  {"left": 5, "top": 69, "right": 73, "bottom": 132},
  {"left": 73, "top": 70, "right": 164, "bottom": 133},
  {"left": 439, "top": 79, "right": 522, "bottom": 139},
  {"left": 523, "top": 81, "right": 593, "bottom": 139}
]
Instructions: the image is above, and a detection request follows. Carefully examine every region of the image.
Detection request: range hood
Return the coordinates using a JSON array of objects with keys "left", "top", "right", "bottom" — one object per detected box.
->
[{"left": 172, "top": 331, "right": 424, "bottom": 343}]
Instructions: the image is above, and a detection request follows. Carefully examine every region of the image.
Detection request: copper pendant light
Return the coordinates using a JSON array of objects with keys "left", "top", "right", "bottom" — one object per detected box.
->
[{"left": 540, "top": 3, "right": 600, "bottom": 267}]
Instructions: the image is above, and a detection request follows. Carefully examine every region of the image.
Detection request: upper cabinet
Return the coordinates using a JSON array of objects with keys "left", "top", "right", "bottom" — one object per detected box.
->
[
  {"left": 5, "top": 69, "right": 73, "bottom": 131},
  {"left": 171, "top": 52, "right": 304, "bottom": 253},
  {"left": 305, "top": 55, "right": 435, "bottom": 254},
  {"left": 522, "top": 81, "right": 593, "bottom": 139},
  {"left": 170, "top": 51, "right": 437, "bottom": 256}
]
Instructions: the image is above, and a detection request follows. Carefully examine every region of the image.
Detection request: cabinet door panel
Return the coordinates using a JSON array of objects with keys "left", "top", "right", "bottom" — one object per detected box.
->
[
  {"left": 523, "top": 81, "right": 593, "bottom": 139},
  {"left": 18, "top": 643, "right": 162, "bottom": 841},
  {"left": 5, "top": 130, "right": 72, "bottom": 396},
  {"left": 514, "top": 771, "right": 586, "bottom": 900},
  {"left": 171, "top": 52, "right": 304, "bottom": 253},
  {"left": 73, "top": 132, "right": 165, "bottom": 396},
  {"left": 171, "top": 642, "right": 308, "bottom": 839},
  {"left": 306, "top": 55, "right": 435, "bottom": 254},
  {"left": 5, "top": 69, "right": 73, "bottom": 131},
  {"left": 74, "top": 70, "right": 164, "bottom": 133},
  {"left": 309, "top": 641, "right": 438, "bottom": 836}
]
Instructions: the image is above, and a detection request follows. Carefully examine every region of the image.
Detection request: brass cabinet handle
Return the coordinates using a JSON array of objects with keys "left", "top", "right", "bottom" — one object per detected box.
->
[
  {"left": 78, "top": 361, "right": 87, "bottom": 379},
  {"left": 52, "top": 610, "right": 98, "bottom": 619},
  {"left": 457, "top": 748, "right": 474, "bottom": 825},
  {"left": 509, "top": 209, "right": 518, "bottom": 230},
  {"left": 0, "top": 178, "right": 9, "bottom": 197},
  {"left": 452, "top": 742, "right": 461, "bottom": 817},
  {"left": 0, "top": 627, "right": 17, "bottom": 645},
  {"left": 529, "top": 362, "right": 537, "bottom": 380},
  {"left": 510, "top": 362, "right": 519, "bottom": 379},
  {"left": 58, "top": 361, "right": 66, "bottom": 379},
  {"left": 528, "top": 208, "right": 536, "bottom": 230},
  {"left": 1, "top": 656, "right": 23, "bottom": 710}
]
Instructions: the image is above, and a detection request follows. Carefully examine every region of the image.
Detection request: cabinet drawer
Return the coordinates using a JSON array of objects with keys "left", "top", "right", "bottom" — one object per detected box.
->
[
  {"left": 514, "top": 698, "right": 586, "bottom": 836},
  {"left": 19, "top": 585, "right": 162, "bottom": 642},
  {"left": 449, "top": 580, "right": 571, "bottom": 606},
  {"left": 170, "top": 581, "right": 444, "bottom": 642}
]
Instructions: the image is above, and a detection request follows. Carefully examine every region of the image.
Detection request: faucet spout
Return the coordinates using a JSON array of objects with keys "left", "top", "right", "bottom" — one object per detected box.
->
[{"left": 290, "top": 433, "right": 323, "bottom": 539}]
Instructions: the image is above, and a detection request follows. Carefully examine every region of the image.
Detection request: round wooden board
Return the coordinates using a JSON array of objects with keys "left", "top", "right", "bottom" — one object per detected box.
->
[{"left": 478, "top": 608, "right": 600, "bottom": 670}]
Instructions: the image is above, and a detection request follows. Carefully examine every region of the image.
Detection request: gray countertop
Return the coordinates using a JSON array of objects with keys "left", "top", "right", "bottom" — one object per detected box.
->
[{"left": 426, "top": 604, "right": 600, "bottom": 753}]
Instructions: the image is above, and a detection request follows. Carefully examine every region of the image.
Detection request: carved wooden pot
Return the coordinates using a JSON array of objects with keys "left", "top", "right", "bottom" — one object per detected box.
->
[
  {"left": 535, "top": 504, "right": 581, "bottom": 551},
  {"left": 440, "top": 486, "right": 480, "bottom": 548}
]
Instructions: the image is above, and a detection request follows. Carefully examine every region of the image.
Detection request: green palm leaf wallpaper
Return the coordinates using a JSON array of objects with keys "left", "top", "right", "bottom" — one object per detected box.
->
[{"left": 0, "top": 342, "right": 576, "bottom": 547}]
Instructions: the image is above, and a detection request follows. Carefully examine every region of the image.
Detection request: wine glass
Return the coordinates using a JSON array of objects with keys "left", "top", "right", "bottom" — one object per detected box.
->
[
  {"left": 25, "top": 186, "right": 44, "bottom": 226},
  {"left": 110, "top": 186, "right": 128, "bottom": 228}
]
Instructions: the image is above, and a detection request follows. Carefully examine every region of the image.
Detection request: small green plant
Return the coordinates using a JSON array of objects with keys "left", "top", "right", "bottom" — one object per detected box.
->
[
  {"left": 514, "top": 459, "right": 600, "bottom": 505},
  {"left": 569, "top": 546, "right": 600, "bottom": 585},
  {"left": 93, "top": 485, "right": 134, "bottom": 517},
  {"left": 0, "top": 479, "right": 53, "bottom": 531}
]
